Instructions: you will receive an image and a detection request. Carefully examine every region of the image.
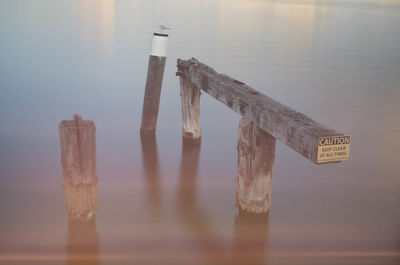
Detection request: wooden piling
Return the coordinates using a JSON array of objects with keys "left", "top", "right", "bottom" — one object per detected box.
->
[
  {"left": 140, "top": 32, "right": 168, "bottom": 134},
  {"left": 179, "top": 77, "right": 201, "bottom": 140},
  {"left": 177, "top": 58, "right": 350, "bottom": 164},
  {"left": 59, "top": 114, "right": 98, "bottom": 221},
  {"left": 236, "top": 118, "right": 275, "bottom": 214}
]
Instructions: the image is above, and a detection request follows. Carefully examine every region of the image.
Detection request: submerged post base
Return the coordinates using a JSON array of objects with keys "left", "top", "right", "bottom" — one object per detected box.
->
[{"left": 63, "top": 182, "right": 98, "bottom": 222}]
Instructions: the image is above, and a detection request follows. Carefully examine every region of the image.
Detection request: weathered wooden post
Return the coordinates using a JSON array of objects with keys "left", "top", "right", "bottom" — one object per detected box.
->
[
  {"left": 140, "top": 30, "right": 169, "bottom": 134},
  {"left": 178, "top": 78, "right": 201, "bottom": 140},
  {"left": 177, "top": 58, "right": 351, "bottom": 214},
  {"left": 236, "top": 118, "right": 276, "bottom": 214},
  {"left": 59, "top": 114, "right": 98, "bottom": 221},
  {"left": 176, "top": 58, "right": 350, "bottom": 164}
]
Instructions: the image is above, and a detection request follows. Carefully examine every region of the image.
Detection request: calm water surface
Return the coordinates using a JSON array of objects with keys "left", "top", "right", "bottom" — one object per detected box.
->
[{"left": 0, "top": 0, "right": 400, "bottom": 264}]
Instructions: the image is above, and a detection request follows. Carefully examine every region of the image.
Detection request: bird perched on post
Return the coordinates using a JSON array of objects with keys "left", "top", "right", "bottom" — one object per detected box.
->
[{"left": 159, "top": 24, "right": 171, "bottom": 34}]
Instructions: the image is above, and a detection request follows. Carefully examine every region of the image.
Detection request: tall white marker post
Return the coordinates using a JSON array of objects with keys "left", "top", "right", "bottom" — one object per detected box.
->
[{"left": 140, "top": 27, "right": 169, "bottom": 135}]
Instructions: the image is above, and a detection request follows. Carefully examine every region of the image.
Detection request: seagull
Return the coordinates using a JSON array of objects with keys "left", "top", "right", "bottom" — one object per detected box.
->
[{"left": 159, "top": 24, "right": 171, "bottom": 33}]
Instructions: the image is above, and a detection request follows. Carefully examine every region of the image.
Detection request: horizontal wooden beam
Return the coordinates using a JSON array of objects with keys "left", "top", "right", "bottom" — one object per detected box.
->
[{"left": 177, "top": 58, "right": 349, "bottom": 164}]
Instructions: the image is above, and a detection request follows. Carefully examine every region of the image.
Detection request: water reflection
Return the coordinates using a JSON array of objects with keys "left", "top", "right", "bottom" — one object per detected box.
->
[
  {"left": 135, "top": 111, "right": 273, "bottom": 263},
  {"left": 59, "top": 115, "right": 272, "bottom": 264},
  {"left": 177, "top": 138, "right": 201, "bottom": 210},
  {"left": 397, "top": 231, "right": 400, "bottom": 265},
  {"left": 176, "top": 136, "right": 270, "bottom": 264},
  {"left": 66, "top": 218, "right": 99, "bottom": 265},
  {"left": 176, "top": 138, "right": 228, "bottom": 264},
  {"left": 232, "top": 210, "right": 269, "bottom": 265},
  {"left": 140, "top": 133, "right": 163, "bottom": 220},
  {"left": 78, "top": 0, "right": 115, "bottom": 53}
]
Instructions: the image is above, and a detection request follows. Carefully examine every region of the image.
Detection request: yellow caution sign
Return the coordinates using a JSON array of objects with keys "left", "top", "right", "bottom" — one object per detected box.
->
[{"left": 317, "top": 136, "right": 350, "bottom": 163}]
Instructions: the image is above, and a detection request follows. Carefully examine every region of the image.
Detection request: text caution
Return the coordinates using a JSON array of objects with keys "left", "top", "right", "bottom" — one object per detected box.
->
[{"left": 317, "top": 136, "right": 350, "bottom": 163}]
